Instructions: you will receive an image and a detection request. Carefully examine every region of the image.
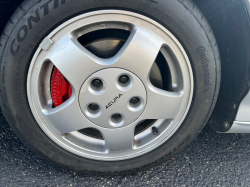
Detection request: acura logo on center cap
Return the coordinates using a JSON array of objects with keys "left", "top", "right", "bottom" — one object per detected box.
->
[{"left": 106, "top": 94, "right": 123, "bottom": 109}]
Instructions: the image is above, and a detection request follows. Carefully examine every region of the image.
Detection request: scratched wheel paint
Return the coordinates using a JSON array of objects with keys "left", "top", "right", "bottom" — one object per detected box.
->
[{"left": 0, "top": 0, "right": 220, "bottom": 174}]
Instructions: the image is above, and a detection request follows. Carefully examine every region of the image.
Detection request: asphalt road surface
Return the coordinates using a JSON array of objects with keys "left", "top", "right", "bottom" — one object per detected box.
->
[{"left": 1, "top": 110, "right": 250, "bottom": 187}]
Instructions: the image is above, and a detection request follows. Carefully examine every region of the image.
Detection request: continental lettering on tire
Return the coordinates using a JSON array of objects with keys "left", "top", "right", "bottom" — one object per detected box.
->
[
  {"left": 10, "top": 0, "right": 67, "bottom": 56},
  {"left": 197, "top": 46, "right": 210, "bottom": 92}
]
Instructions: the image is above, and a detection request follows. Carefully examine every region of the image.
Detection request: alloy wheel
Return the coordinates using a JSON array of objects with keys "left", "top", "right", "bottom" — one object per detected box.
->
[{"left": 27, "top": 10, "right": 193, "bottom": 161}]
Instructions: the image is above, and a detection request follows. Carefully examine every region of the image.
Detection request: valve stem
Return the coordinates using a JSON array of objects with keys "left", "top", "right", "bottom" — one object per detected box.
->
[{"left": 151, "top": 127, "right": 158, "bottom": 135}]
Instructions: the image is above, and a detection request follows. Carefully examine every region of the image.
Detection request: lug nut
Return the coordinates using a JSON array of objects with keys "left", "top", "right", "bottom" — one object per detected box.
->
[
  {"left": 89, "top": 103, "right": 99, "bottom": 110},
  {"left": 119, "top": 75, "right": 129, "bottom": 84},
  {"left": 130, "top": 97, "right": 139, "bottom": 104},
  {"left": 92, "top": 79, "right": 103, "bottom": 87},
  {"left": 112, "top": 113, "right": 121, "bottom": 119}
]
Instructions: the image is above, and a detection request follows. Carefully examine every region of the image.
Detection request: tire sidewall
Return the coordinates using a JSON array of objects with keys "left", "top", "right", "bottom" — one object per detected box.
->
[{"left": 0, "top": 0, "right": 219, "bottom": 174}]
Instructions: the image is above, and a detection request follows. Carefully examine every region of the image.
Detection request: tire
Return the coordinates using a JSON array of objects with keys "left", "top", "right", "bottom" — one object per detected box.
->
[{"left": 0, "top": 0, "right": 220, "bottom": 175}]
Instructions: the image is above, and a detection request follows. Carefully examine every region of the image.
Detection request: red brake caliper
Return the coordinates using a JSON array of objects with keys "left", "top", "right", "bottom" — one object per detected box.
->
[{"left": 51, "top": 67, "right": 72, "bottom": 107}]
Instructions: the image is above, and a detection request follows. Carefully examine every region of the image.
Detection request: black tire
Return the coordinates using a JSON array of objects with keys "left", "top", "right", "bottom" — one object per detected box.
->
[{"left": 0, "top": 0, "right": 220, "bottom": 175}]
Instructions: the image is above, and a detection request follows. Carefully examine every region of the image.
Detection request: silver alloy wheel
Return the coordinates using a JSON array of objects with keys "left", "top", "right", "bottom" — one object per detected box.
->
[{"left": 27, "top": 10, "right": 193, "bottom": 161}]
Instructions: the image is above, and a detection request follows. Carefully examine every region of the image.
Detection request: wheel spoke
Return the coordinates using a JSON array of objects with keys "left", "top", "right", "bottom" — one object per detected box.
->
[
  {"left": 142, "top": 87, "right": 183, "bottom": 120},
  {"left": 101, "top": 125, "right": 135, "bottom": 152},
  {"left": 44, "top": 97, "right": 91, "bottom": 134},
  {"left": 47, "top": 35, "right": 102, "bottom": 91},
  {"left": 114, "top": 26, "right": 164, "bottom": 80}
]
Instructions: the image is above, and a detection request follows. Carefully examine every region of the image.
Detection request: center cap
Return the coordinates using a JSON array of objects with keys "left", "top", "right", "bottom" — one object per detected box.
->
[{"left": 79, "top": 68, "right": 147, "bottom": 129}]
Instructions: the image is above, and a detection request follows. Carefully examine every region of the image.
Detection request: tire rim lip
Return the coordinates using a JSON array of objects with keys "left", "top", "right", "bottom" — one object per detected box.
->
[{"left": 27, "top": 10, "right": 193, "bottom": 161}]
